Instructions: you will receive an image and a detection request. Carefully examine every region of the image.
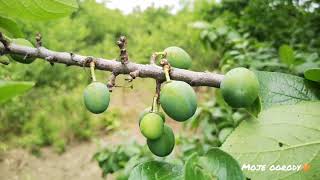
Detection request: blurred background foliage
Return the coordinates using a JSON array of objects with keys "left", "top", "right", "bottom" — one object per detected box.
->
[{"left": 1, "top": 0, "right": 320, "bottom": 178}]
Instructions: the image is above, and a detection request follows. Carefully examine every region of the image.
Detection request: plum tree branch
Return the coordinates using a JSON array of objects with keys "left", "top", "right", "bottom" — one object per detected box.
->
[{"left": 0, "top": 38, "right": 224, "bottom": 87}]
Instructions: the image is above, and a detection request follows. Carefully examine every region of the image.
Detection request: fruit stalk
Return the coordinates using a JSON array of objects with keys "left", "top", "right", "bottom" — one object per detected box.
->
[
  {"left": 150, "top": 52, "right": 166, "bottom": 65},
  {"left": 163, "top": 65, "right": 171, "bottom": 82},
  {"left": 90, "top": 61, "right": 97, "bottom": 82},
  {"left": 151, "top": 80, "right": 161, "bottom": 112},
  {"left": 154, "top": 52, "right": 166, "bottom": 58},
  {"left": 151, "top": 94, "right": 158, "bottom": 113}
]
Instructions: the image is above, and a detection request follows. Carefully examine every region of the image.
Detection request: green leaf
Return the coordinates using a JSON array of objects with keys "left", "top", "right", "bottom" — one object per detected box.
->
[
  {"left": 304, "top": 68, "right": 320, "bottom": 82},
  {"left": 128, "top": 161, "right": 183, "bottom": 180},
  {"left": 216, "top": 26, "right": 228, "bottom": 36},
  {"left": 246, "top": 97, "right": 261, "bottom": 117},
  {"left": 0, "top": 0, "right": 78, "bottom": 21},
  {"left": 218, "top": 128, "right": 234, "bottom": 143},
  {"left": 208, "top": 32, "right": 217, "bottom": 42},
  {"left": 279, "top": 44, "right": 294, "bottom": 65},
  {"left": 0, "top": 15, "right": 23, "bottom": 37},
  {"left": 190, "top": 21, "right": 210, "bottom": 29},
  {"left": 198, "top": 148, "right": 244, "bottom": 180},
  {"left": 129, "top": 149, "right": 244, "bottom": 180},
  {"left": 221, "top": 102, "right": 320, "bottom": 180},
  {"left": 0, "top": 55, "right": 10, "bottom": 64},
  {"left": 184, "top": 153, "right": 213, "bottom": 180},
  {"left": 0, "top": 80, "right": 34, "bottom": 104},
  {"left": 255, "top": 71, "right": 320, "bottom": 109}
]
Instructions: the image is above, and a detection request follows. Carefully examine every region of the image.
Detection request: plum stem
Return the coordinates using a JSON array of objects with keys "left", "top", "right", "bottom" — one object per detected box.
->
[
  {"left": 154, "top": 51, "right": 166, "bottom": 58},
  {"left": 151, "top": 94, "right": 158, "bottom": 113},
  {"left": 163, "top": 65, "right": 171, "bottom": 82},
  {"left": 151, "top": 80, "right": 161, "bottom": 112},
  {"left": 90, "top": 61, "right": 96, "bottom": 82}
]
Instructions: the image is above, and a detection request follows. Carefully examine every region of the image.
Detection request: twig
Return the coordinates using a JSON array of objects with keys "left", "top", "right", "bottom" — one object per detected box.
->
[
  {"left": 107, "top": 72, "right": 118, "bottom": 92},
  {"left": 129, "top": 70, "right": 139, "bottom": 79},
  {"left": 35, "top": 33, "right": 42, "bottom": 48},
  {"left": 150, "top": 53, "right": 157, "bottom": 65},
  {"left": 0, "top": 35, "right": 224, "bottom": 87},
  {"left": 35, "top": 33, "right": 42, "bottom": 58},
  {"left": 117, "top": 36, "right": 129, "bottom": 64},
  {"left": 125, "top": 70, "right": 140, "bottom": 82}
]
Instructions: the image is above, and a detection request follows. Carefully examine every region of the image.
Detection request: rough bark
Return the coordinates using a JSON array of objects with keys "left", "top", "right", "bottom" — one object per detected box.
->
[{"left": 0, "top": 41, "right": 224, "bottom": 87}]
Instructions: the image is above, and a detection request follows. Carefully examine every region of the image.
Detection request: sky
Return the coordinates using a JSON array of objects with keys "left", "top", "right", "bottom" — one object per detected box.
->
[{"left": 96, "top": 0, "right": 182, "bottom": 14}]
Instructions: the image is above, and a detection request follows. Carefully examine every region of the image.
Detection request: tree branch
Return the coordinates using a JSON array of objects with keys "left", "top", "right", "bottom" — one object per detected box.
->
[{"left": 0, "top": 41, "right": 224, "bottom": 87}]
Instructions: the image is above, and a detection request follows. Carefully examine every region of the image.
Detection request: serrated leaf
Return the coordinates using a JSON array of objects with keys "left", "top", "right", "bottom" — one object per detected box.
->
[
  {"left": 221, "top": 102, "right": 320, "bottom": 180},
  {"left": 255, "top": 71, "right": 320, "bottom": 109},
  {"left": 0, "top": 0, "right": 78, "bottom": 21},
  {"left": 0, "top": 15, "right": 23, "bottom": 37},
  {"left": 279, "top": 44, "right": 294, "bottom": 65},
  {"left": 0, "top": 80, "right": 34, "bottom": 104},
  {"left": 129, "top": 161, "right": 183, "bottom": 180},
  {"left": 304, "top": 68, "right": 320, "bottom": 82}
]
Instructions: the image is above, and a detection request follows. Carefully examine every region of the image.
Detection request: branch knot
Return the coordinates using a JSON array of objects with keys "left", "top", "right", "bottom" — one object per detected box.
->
[
  {"left": 84, "top": 56, "right": 95, "bottom": 66},
  {"left": 45, "top": 56, "right": 56, "bottom": 66}
]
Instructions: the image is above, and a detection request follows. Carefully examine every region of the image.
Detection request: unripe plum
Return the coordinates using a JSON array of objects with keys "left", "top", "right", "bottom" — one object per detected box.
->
[
  {"left": 140, "top": 113, "right": 164, "bottom": 140},
  {"left": 160, "top": 81, "right": 197, "bottom": 122},
  {"left": 138, "top": 107, "right": 165, "bottom": 125},
  {"left": 164, "top": 46, "right": 192, "bottom": 69},
  {"left": 147, "top": 125, "right": 175, "bottom": 157},
  {"left": 220, "top": 67, "right": 259, "bottom": 108},
  {"left": 9, "top": 38, "right": 36, "bottom": 64},
  {"left": 83, "top": 82, "right": 110, "bottom": 114}
]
